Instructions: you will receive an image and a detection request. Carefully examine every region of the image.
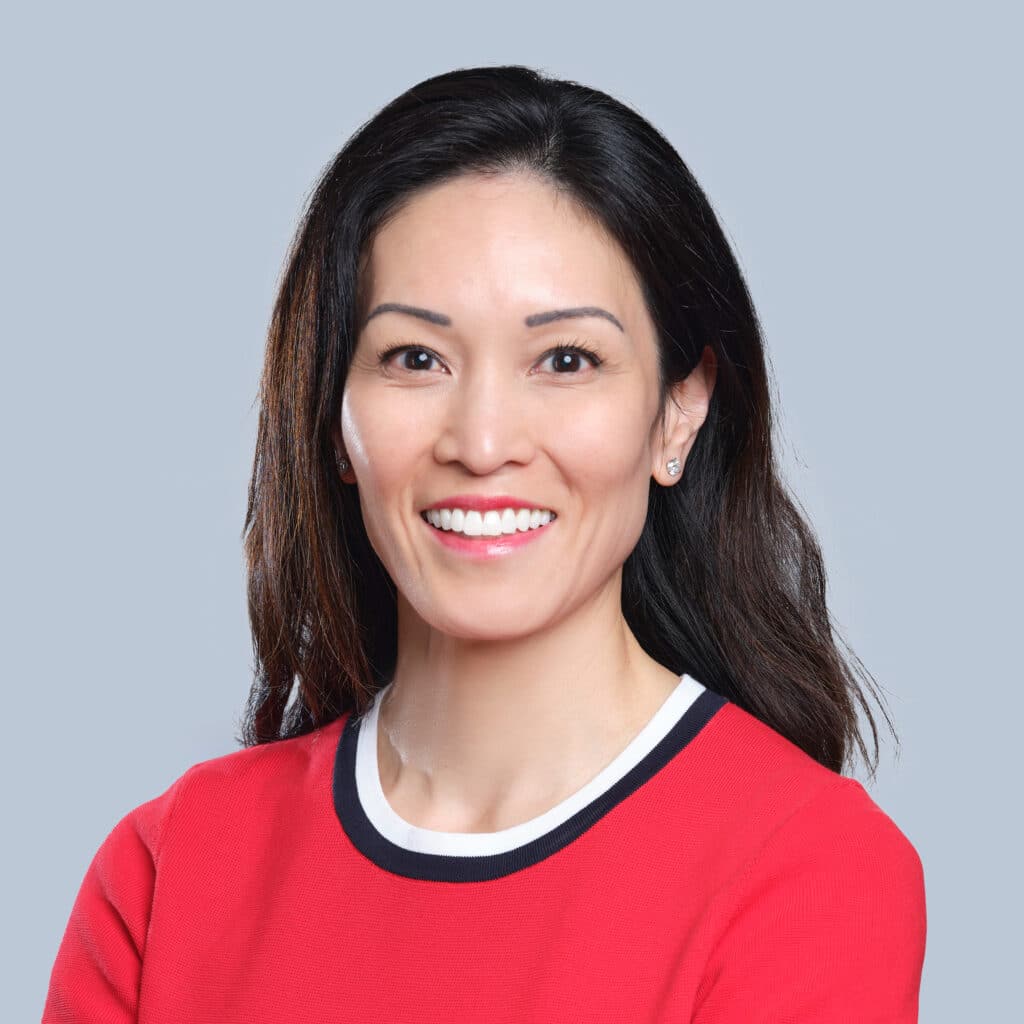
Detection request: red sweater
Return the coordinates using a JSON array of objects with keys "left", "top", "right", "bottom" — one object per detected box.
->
[{"left": 42, "top": 674, "right": 927, "bottom": 1022}]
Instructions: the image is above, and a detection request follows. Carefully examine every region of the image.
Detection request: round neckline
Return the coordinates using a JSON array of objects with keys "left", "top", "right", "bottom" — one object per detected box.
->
[{"left": 332, "top": 673, "right": 728, "bottom": 882}]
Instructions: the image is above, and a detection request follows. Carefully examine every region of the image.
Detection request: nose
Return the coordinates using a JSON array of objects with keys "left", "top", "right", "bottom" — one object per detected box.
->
[{"left": 432, "top": 361, "right": 536, "bottom": 474}]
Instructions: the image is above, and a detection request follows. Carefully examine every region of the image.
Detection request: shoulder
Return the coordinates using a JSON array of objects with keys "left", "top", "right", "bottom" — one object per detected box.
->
[
  {"left": 178, "top": 715, "right": 346, "bottom": 793},
  {"left": 121, "top": 714, "right": 350, "bottom": 864},
  {"left": 702, "top": 698, "right": 925, "bottom": 904},
  {"left": 747, "top": 773, "right": 926, "bottom": 899},
  {"left": 701, "top": 696, "right": 842, "bottom": 795},
  {"left": 689, "top": 697, "right": 924, "bottom": 891},
  {"left": 689, "top": 710, "right": 927, "bottom": 1020}
]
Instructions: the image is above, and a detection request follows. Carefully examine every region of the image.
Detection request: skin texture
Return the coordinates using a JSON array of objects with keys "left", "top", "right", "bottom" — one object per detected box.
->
[{"left": 333, "top": 171, "right": 716, "bottom": 833}]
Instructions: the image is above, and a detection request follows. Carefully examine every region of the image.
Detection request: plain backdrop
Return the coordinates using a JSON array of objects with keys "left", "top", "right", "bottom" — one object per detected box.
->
[{"left": 4, "top": 2, "right": 1020, "bottom": 1019}]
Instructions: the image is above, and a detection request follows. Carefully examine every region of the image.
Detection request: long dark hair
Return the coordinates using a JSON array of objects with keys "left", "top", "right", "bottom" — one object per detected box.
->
[{"left": 240, "top": 64, "right": 897, "bottom": 780}]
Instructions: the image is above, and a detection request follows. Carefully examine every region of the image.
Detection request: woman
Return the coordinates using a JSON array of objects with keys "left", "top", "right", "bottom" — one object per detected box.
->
[{"left": 44, "top": 64, "right": 926, "bottom": 1021}]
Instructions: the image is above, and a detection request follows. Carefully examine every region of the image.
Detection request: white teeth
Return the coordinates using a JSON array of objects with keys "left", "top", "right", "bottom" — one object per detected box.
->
[{"left": 423, "top": 507, "right": 556, "bottom": 536}]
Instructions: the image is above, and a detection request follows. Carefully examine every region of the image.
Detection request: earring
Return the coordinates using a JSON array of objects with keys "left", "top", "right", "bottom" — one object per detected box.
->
[
  {"left": 336, "top": 452, "right": 350, "bottom": 474},
  {"left": 666, "top": 457, "right": 681, "bottom": 477}
]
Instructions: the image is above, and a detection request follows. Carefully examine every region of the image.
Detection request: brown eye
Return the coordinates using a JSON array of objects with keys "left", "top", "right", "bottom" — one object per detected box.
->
[
  {"left": 375, "top": 340, "right": 604, "bottom": 376},
  {"left": 540, "top": 344, "right": 604, "bottom": 375},
  {"left": 377, "top": 345, "right": 443, "bottom": 372}
]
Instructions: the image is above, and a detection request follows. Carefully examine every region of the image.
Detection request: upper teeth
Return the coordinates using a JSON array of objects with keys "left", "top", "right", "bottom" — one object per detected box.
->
[{"left": 423, "top": 507, "right": 556, "bottom": 536}]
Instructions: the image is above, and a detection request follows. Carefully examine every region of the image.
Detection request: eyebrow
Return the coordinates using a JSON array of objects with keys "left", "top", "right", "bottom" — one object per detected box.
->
[{"left": 363, "top": 302, "right": 625, "bottom": 333}]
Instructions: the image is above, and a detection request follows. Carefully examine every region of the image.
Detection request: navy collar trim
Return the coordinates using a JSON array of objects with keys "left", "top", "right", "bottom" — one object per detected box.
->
[{"left": 332, "top": 685, "right": 728, "bottom": 883}]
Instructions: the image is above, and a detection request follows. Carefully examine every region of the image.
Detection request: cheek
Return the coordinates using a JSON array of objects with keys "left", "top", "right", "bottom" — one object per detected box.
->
[
  {"left": 554, "top": 400, "right": 652, "bottom": 483},
  {"left": 341, "top": 380, "right": 439, "bottom": 476},
  {"left": 548, "top": 402, "right": 653, "bottom": 553},
  {"left": 340, "top": 385, "right": 423, "bottom": 539},
  {"left": 343, "top": 382, "right": 408, "bottom": 459}
]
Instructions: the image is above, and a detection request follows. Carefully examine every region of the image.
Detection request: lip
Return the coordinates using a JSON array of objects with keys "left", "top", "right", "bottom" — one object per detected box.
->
[
  {"left": 421, "top": 494, "right": 556, "bottom": 514},
  {"left": 420, "top": 511, "right": 557, "bottom": 560}
]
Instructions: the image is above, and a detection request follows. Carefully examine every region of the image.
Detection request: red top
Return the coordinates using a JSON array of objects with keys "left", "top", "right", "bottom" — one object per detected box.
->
[{"left": 42, "top": 677, "right": 927, "bottom": 1022}]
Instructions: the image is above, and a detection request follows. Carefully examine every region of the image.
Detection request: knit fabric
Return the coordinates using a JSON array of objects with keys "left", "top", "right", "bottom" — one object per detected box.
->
[{"left": 42, "top": 676, "right": 926, "bottom": 1022}]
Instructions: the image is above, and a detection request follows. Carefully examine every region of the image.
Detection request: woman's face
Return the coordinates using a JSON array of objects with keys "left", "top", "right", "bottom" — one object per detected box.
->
[{"left": 338, "top": 171, "right": 682, "bottom": 639}]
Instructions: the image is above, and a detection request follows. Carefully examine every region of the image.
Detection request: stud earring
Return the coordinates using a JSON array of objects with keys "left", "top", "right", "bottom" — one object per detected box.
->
[
  {"left": 336, "top": 452, "right": 350, "bottom": 474},
  {"left": 666, "top": 457, "right": 681, "bottom": 477}
]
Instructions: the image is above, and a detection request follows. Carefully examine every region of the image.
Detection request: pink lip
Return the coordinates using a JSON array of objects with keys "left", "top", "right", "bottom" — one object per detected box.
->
[
  {"left": 421, "top": 494, "right": 554, "bottom": 513},
  {"left": 421, "top": 512, "right": 556, "bottom": 559}
]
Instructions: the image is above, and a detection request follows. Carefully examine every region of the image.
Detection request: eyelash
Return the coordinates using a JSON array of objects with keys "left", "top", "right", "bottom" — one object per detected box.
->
[{"left": 375, "top": 339, "right": 605, "bottom": 375}]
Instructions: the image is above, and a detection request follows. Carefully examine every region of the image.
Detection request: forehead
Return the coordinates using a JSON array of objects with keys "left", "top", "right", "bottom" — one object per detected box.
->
[{"left": 359, "top": 172, "right": 645, "bottom": 331}]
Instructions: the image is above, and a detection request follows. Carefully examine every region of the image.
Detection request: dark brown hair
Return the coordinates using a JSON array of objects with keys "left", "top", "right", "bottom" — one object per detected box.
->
[{"left": 239, "top": 64, "right": 898, "bottom": 781}]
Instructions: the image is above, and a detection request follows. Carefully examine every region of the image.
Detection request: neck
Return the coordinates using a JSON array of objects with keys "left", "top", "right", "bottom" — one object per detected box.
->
[{"left": 375, "top": 585, "right": 682, "bottom": 833}]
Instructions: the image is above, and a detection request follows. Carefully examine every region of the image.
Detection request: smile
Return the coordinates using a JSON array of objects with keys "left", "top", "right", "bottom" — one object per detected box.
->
[
  {"left": 420, "top": 509, "right": 557, "bottom": 559},
  {"left": 421, "top": 507, "right": 556, "bottom": 537}
]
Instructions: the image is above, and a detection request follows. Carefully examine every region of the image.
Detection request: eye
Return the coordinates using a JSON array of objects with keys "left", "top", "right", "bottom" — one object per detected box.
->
[
  {"left": 376, "top": 344, "right": 443, "bottom": 374},
  {"left": 537, "top": 342, "right": 605, "bottom": 375},
  {"left": 375, "top": 340, "right": 605, "bottom": 376}
]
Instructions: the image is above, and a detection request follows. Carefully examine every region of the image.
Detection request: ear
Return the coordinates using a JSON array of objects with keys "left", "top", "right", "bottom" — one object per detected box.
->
[{"left": 651, "top": 344, "right": 717, "bottom": 484}]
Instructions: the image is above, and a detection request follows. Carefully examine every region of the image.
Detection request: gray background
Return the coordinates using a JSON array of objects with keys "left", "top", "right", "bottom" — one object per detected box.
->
[{"left": 4, "top": 2, "right": 1019, "bottom": 1018}]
